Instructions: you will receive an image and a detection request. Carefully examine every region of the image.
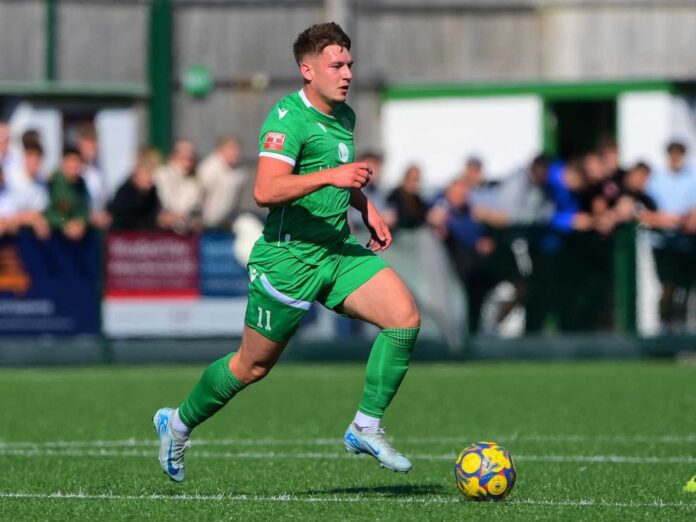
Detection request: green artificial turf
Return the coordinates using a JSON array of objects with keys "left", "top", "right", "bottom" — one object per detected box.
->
[{"left": 0, "top": 360, "right": 695, "bottom": 520}]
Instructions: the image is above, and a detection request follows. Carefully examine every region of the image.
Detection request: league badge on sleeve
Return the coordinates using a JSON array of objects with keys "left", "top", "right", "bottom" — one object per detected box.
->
[{"left": 264, "top": 132, "right": 286, "bottom": 151}]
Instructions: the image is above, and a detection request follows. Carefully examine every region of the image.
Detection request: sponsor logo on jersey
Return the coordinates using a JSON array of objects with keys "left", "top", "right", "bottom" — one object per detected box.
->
[
  {"left": 264, "top": 132, "right": 286, "bottom": 151},
  {"left": 278, "top": 108, "right": 289, "bottom": 119},
  {"left": 338, "top": 143, "right": 350, "bottom": 163}
]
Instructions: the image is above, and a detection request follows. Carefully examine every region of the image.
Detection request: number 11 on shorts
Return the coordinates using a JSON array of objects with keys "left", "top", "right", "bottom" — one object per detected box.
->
[{"left": 257, "top": 307, "right": 272, "bottom": 331}]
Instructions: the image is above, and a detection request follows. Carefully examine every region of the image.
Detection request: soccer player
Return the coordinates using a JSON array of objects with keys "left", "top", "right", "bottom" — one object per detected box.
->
[{"left": 153, "top": 22, "right": 420, "bottom": 482}]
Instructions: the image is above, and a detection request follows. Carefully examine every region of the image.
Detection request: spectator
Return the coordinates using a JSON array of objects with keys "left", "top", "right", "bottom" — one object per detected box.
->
[
  {"left": 646, "top": 142, "right": 696, "bottom": 222},
  {"left": 469, "top": 155, "right": 555, "bottom": 333},
  {"left": 644, "top": 141, "right": 696, "bottom": 331},
  {"left": 43, "top": 146, "right": 89, "bottom": 241},
  {"left": 109, "top": 148, "right": 174, "bottom": 231},
  {"left": 4, "top": 129, "right": 44, "bottom": 188},
  {"left": 582, "top": 151, "right": 616, "bottom": 213},
  {"left": 360, "top": 151, "right": 389, "bottom": 213},
  {"left": 579, "top": 150, "right": 624, "bottom": 236},
  {"left": 548, "top": 161, "right": 592, "bottom": 233},
  {"left": 474, "top": 154, "right": 554, "bottom": 228},
  {"left": 8, "top": 142, "right": 50, "bottom": 239},
  {"left": 0, "top": 166, "right": 18, "bottom": 237},
  {"left": 386, "top": 164, "right": 428, "bottom": 230},
  {"left": 612, "top": 162, "right": 657, "bottom": 225},
  {"left": 21, "top": 129, "right": 41, "bottom": 150},
  {"left": 197, "top": 136, "right": 246, "bottom": 228},
  {"left": 0, "top": 122, "right": 20, "bottom": 175},
  {"left": 77, "top": 123, "right": 111, "bottom": 228},
  {"left": 348, "top": 151, "right": 393, "bottom": 231},
  {"left": 9, "top": 142, "right": 47, "bottom": 211},
  {"left": 154, "top": 140, "right": 202, "bottom": 233},
  {"left": 599, "top": 139, "right": 626, "bottom": 185},
  {"left": 428, "top": 178, "right": 496, "bottom": 334},
  {"left": 462, "top": 155, "right": 497, "bottom": 208},
  {"left": 547, "top": 160, "right": 614, "bottom": 332}
]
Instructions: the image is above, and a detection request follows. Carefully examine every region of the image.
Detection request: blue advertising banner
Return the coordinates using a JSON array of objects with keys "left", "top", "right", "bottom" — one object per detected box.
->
[
  {"left": 0, "top": 231, "right": 100, "bottom": 335},
  {"left": 199, "top": 232, "right": 249, "bottom": 297}
]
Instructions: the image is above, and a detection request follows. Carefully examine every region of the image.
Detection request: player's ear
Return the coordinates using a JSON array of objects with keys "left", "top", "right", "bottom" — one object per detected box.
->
[{"left": 299, "top": 61, "right": 313, "bottom": 83}]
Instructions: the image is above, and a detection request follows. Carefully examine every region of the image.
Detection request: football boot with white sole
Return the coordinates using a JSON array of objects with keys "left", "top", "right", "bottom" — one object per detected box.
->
[
  {"left": 343, "top": 423, "right": 412, "bottom": 473},
  {"left": 153, "top": 407, "right": 189, "bottom": 482}
]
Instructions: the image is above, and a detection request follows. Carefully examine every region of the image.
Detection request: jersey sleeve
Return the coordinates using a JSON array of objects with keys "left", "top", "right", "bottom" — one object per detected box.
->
[{"left": 258, "top": 104, "right": 303, "bottom": 167}]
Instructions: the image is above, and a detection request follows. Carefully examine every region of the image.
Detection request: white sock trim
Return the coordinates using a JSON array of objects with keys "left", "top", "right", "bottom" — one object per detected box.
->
[
  {"left": 353, "top": 411, "right": 381, "bottom": 433},
  {"left": 171, "top": 408, "right": 191, "bottom": 436}
]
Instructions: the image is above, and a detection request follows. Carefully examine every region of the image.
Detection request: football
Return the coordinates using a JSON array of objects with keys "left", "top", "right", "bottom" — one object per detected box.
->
[{"left": 454, "top": 441, "right": 516, "bottom": 501}]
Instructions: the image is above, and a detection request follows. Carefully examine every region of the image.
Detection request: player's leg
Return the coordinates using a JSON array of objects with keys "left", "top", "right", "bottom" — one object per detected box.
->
[
  {"left": 178, "top": 326, "right": 287, "bottom": 431},
  {"left": 322, "top": 248, "right": 420, "bottom": 472},
  {"left": 341, "top": 267, "right": 420, "bottom": 423},
  {"left": 154, "top": 245, "right": 318, "bottom": 482},
  {"left": 154, "top": 327, "right": 286, "bottom": 482}
]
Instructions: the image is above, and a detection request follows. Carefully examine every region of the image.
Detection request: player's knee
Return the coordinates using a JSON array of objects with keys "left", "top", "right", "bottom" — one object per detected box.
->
[
  {"left": 393, "top": 301, "right": 420, "bottom": 329},
  {"left": 246, "top": 363, "right": 273, "bottom": 383}
]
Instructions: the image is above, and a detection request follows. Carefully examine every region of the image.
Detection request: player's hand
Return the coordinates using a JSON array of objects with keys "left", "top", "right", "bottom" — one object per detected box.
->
[
  {"left": 330, "top": 162, "right": 372, "bottom": 189},
  {"left": 362, "top": 201, "right": 392, "bottom": 252}
]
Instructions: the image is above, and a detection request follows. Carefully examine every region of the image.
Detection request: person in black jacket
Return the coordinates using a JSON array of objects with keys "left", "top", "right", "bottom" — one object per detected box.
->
[{"left": 109, "top": 149, "right": 176, "bottom": 231}]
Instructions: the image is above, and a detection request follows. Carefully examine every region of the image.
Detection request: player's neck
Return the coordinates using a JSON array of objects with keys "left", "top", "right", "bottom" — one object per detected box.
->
[{"left": 302, "top": 86, "right": 338, "bottom": 116}]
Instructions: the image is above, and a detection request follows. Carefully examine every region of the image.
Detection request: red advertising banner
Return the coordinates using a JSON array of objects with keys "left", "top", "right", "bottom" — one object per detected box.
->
[{"left": 105, "top": 232, "right": 199, "bottom": 297}]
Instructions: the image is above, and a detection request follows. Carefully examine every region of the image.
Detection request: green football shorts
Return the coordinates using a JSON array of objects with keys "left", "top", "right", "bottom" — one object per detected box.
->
[{"left": 244, "top": 235, "right": 389, "bottom": 342}]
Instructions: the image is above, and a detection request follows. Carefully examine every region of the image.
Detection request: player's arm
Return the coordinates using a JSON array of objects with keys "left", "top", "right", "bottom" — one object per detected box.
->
[
  {"left": 349, "top": 187, "right": 369, "bottom": 214},
  {"left": 254, "top": 157, "right": 371, "bottom": 207},
  {"left": 349, "top": 188, "right": 392, "bottom": 251}
]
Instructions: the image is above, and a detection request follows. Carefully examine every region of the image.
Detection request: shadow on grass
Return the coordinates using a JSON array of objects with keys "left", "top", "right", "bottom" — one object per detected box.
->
[{"left": 303, "top": 484, "right": 447, "bottom": 496}]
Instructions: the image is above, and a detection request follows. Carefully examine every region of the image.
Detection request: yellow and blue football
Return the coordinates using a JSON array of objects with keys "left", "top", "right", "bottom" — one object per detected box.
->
[{"left": 454, "top": 441, "right": 516, "bottom": 501}]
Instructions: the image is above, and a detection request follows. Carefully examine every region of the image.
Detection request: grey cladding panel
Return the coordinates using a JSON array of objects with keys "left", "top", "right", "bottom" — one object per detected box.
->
[
  {"left": 354, "top": 11, "right": 541, "bottom": 82},
  {"left": 0, "top": 2, "right": 44, "bottom": 81},
  {"left": 175, "top": 7, "right": 323, "bottom": 81},
  {"left": 542, "top": 7, "right": 696, "bottom": 79},
  {"left": 58, "top": 3, "right": 147, "bottom": 83}
]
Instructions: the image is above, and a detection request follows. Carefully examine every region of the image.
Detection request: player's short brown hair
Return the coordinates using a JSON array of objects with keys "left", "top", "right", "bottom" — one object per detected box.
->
[{"left": 293, "top": 22, "right": 351, "bottom": 65}]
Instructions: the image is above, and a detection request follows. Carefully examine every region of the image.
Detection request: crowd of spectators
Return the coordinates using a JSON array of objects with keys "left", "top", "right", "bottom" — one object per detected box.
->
[
  {"left": 376, "top": 141, "right": 696, "bottom": 335},
  {"left": 0, "top": 121, "right": 253, "bottom": 245},
  {"left": 1, "top": 118, "right": 694, "bottom": 334}
]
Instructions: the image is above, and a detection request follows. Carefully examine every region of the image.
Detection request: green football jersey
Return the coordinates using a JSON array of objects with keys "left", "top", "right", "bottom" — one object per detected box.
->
[{"left": 257, "top": 89, "right": 356, "bottom": 264}]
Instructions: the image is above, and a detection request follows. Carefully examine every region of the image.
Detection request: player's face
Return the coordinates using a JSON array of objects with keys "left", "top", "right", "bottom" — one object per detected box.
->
[{"left": 302, "top": 45, "right": 353, "bottom": 107}]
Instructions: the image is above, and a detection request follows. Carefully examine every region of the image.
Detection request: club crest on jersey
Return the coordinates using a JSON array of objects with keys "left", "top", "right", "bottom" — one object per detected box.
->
[
  {"left": 338, "top": 143, "right": 350, "bottom": 163},
  {"left": 264, "top": 132, "right": 286, "bottom": 151}
]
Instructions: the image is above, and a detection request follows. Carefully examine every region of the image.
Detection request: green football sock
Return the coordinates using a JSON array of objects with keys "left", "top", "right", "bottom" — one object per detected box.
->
[
  {"left": 178, "top": 352, "right": 246, "bottom": 430},
  {"left": 358, "top": 327, "right": 419, "bottom": 418}
]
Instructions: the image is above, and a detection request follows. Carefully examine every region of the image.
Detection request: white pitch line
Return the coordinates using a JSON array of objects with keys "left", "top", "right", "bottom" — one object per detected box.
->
[
  {"left": 0, "top": 491, "right": 694, "bottom": 509},
  {"left": 0, "top": 448, "right": 694, "bottom": 465},
  {"left": 1, "top": 433, "right": 695, "bottom": 450}
]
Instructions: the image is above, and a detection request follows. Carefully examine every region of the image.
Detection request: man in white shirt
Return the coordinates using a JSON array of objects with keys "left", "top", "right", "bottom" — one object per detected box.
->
[
  {"left": 8, "top": 142, "right": 50, "bottom": 239},
  {"left": 154, "top": 140, "right": 202, "bottom": 233},
  {"left": 9, "top": 142, "right": 48, "bottom": 213},
  {"left": 197, "top": 137, "right": 246, "bottom": 228},
  {"left": 77, "top": 124, "right": 111, "bottom": 228}
]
